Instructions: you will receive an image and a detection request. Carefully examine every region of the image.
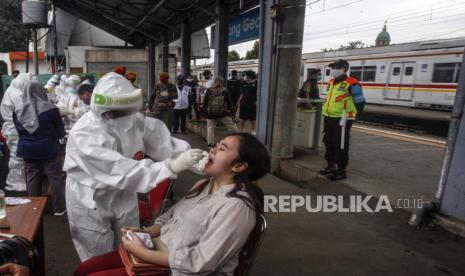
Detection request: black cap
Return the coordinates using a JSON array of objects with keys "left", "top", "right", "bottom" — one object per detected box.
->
[{"left": 328, "top": 59, "right": 349, "bottom": 69}]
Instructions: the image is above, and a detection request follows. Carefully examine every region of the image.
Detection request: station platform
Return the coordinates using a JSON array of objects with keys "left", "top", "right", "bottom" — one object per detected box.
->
[
  {"left": 1, "top": 123, "right": 464, "bottom": 275},
  {"left": 179, "top": 128, "right": 465, "bottom": 276},
  {"left": 187, "top": 120, "right": 446, "bottom": 209},
  {"left": 281, "top": 125, "right": 445, "bottom": 209}
]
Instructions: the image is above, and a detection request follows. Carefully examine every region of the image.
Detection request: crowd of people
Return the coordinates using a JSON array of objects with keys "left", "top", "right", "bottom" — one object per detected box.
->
[
  {"left": 146, "top": 68, "right": 259, "bottom": 147},
  {"left": 0, "top": 66, "right": 269, "bottom": 275}
]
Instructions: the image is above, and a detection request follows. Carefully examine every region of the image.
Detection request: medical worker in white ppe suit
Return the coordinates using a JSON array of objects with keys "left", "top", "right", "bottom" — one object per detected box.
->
[
  {"left": 0, "top": 73, "right": 32, "bottom": 192},
  {"left": 64, "top": 72, "right": 204, "bottom": 261}
]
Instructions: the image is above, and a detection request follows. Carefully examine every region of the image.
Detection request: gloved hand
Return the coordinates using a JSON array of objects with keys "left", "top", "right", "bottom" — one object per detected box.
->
[
  {"left": 192, "top": 151, "right": 209, "bottom": 173},
  {"left": 169, "top": 149, "right": 204, "bottom": 174},
  {"left": 59, "top": 109, "right": 73, "bottom": 116}
]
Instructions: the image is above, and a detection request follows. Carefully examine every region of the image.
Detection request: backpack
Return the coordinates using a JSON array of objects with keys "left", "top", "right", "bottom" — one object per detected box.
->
[{"left": 207, "top": 90, "right": 226, "bottom": 116}]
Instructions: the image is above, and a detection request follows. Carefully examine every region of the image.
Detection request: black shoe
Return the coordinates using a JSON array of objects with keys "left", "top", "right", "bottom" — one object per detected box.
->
[
  {"left": 319, "top": 166, "right": 336, "bottom": 176},
  {"left": 327, "top": 170, "right": 347, "bottom": 181}
]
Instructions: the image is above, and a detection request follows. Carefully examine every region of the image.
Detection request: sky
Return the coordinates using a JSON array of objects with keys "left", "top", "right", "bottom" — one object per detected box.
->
[{"left": 198, "top": 0, "right": 465, "bottom": 64}]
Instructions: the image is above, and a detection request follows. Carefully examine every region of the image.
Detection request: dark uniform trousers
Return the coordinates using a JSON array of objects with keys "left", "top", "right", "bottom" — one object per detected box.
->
[{"left": 323, "top": 116, "right": 353, "bottom": 170}]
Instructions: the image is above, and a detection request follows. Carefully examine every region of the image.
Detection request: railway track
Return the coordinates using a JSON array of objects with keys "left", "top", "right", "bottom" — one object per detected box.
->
[
  {"left": 358, "top": 108, "right": 450, "bottom": 138},
  {"left": 353, "top": 123, "right": 446, "bottom": 148}
]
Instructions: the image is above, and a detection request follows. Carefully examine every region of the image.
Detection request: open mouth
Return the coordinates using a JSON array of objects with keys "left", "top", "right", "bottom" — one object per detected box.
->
[{"left": 206, "top": 155, "right": 214, "bottom": 167}]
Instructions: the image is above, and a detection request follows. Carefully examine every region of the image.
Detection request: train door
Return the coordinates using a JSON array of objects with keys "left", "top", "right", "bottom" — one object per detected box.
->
[
  {"left": 385, "top": 62, "right": 416, "bottom": 101},
  {"left": 398, "top": 62, "right": 416, "bottom": 100}
]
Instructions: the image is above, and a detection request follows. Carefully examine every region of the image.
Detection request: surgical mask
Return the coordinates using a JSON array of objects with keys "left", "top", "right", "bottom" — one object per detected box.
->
[
  {"left": 106, "top": 114, "right": 134, "bottom": 131},
  {"left": 186, "top": 78, "right": 193, "bottom": 82},
  {"left": 82, "top": 96, "right": 91, "bottom": 105},
  {"left": 316, "top": 75, "right": 322, "bottom": 81},
  {"left": 331, "top": 69, "right": 345, "bottom": 78},
  {"left": 66, "top": 86, "right": 78, "bottom": 94}
]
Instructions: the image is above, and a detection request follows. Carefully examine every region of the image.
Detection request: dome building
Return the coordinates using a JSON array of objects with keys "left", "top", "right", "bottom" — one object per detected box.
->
[{"left": 375, "top": 21, "right": 391, "bottom": 47}]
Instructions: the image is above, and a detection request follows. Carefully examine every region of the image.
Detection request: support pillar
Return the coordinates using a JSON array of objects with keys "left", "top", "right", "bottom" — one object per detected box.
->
[
  {"left": 269, "top": 0, "right": 306, "bottom": 172},
  {"left": 438, "top": 51, "right": 465, "bottom": 222},
  {"left": 25, "top": 29, "right": 30, "bottom": 73},
  {"left": 162, "top": 32, "right": 169, "bottom": 73},
  {"left": 52, "top": 3, "right": 58, "bottom": 73},
  {"left": 148, "top": 39, "right": 156, "bottom": 99},
  {"left": 213, "top": 0, "right": 228, "bottom": 80},
  {"left": 32, "top": 28, "right": 39, "bottom": 75},
  {"left": 257, "top": 0, "right": 276, "bottom": 146},
  {"left": 181, "top": 18, "right": 192, "bottom": 77}
]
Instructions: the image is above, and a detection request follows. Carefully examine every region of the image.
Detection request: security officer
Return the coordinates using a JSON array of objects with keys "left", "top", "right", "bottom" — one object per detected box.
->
[
  {"left": 319, "top": 59, "right": 365, "bottom": 181},
  {"left": 148, "top": 71, "right": 178, "bottom": 132}
]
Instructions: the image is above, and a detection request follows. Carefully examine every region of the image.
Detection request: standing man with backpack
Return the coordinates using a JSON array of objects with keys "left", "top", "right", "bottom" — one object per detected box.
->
[{"left": 203, "top": 77, "right": 238, "bottom": 148}]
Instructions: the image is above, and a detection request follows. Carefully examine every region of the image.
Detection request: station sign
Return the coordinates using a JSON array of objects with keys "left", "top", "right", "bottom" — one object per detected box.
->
[{"left": 228, "top": 7, "right": 260, "bottom": 45}]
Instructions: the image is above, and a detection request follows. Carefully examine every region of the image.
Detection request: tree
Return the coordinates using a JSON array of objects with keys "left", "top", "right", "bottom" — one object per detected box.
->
[
  {"left": 245, "top": 40, "right": 259, "bottom": 60},
  {"left": 228, "top": 50, "right": 241, "bottom": 61},
  {"left": 336, "top": 40, "right": 365, "bottom": 50},
  {"left": 0, "top": 0, "right": 28, "bottom": 52},
  {"left": 321, "top": 48, "right": 334, "bottom": 52}
]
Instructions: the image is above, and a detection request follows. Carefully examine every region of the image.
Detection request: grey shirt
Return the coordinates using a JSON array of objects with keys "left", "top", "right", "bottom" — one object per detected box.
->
[{"left": 154, "top": 180, "right": 256, "bottom": 276}]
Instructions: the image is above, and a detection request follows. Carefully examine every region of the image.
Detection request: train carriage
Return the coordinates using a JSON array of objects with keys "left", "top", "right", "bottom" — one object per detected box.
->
[
  {"left": 192, "top": 37, "right": 464, "bottom": 110},
  {"left": 303, "top": 37, "right": 463, "bottom": 109}
]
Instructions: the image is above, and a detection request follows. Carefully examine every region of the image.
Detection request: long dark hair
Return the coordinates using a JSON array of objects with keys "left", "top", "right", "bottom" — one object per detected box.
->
[{"left": 186, "top": 133, "right": 270, "bottom": 214}]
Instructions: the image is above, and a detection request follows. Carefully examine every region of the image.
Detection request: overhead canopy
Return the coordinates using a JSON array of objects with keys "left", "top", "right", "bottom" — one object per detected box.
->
[{"left": 54, "top": 0, "right": 259, "bottom": 48}]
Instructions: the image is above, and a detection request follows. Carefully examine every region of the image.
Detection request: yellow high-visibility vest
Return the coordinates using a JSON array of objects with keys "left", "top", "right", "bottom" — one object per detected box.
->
[{"left": 322, "top": 76, "right": 359, "bottom": 118}]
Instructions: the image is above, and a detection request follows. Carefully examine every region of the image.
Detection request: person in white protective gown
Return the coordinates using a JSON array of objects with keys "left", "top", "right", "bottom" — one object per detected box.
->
[
  {"left": 54, "top": 74, "right": 67, "bottom": 102},
  {"left": 44, "top": 74, "right": 60, "bottom": 103},
  {"left": 0, "top": 73, "right": 32, "bottom": 192},
  {"left": 63, "top": 72, "right": 205, "bottom": 261},
  {"left": 56, "top": 75, "right": 83, "bottom": 129}
]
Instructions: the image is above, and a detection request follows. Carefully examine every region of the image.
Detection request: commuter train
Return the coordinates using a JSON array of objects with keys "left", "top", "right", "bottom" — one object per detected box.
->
[{"left": 192, "top": 37, "right": 464, "bottom": 109}]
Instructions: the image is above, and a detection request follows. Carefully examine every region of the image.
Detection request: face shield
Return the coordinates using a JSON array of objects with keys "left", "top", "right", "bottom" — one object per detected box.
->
[{"left": 91, "top": 72, "right": 143, "bottom": 119}]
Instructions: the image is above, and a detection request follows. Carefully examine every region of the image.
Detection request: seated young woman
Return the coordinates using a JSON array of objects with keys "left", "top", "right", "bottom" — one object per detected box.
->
[{"left": 74, "top": 133, "right": 270, "bottom": 276}]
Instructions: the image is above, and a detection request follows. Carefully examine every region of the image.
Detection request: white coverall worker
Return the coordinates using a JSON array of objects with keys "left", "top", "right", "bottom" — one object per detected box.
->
[
  {"left": 44, "top": 74, "right": 60, "bottom": 103},
  {"left": 56, "top": 75, "right": 82, "bottom": 129},
  {"left": 64, "top": 72, "right": 203, "bottom": 261},
  {"left": 0, "top": 73, "right": 32, "bottom": 191},
  {"left": 54, "top": 74, "right": 67, "bottom": 102}
]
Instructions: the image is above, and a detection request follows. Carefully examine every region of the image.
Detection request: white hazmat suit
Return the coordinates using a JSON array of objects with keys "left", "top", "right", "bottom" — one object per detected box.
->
[
  {"left": 56, "top": 75, "right": 83, "bottom": 129},
  {"left": 64, "top": 72, "right": 200, "bottom": 261},
  {"left": 54, "top": 74, "right": 67, "bottom": 102},
  {"left": 44, "top": 74, "right": 60, "bottom": 103},
  {"left": 0, "top": 74, "right": 32, "bottom": 192}
]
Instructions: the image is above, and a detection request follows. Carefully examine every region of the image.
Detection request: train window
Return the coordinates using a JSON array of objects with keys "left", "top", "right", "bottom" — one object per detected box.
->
[
  {"left": 349, "top": 66, "right": 362, "bottom": 80},
  {"left": 362, "top": 66, "right": 376, "bottom": 82},
  {"left": 392, "top": 67, "right": 401, "bottom": 76},
  {"left": 432, "top": 63, "right": 460, "bottom": 83},
  {"left": 350, "top": 66, "right": 376, "bottom": 82},
  {"left": 325, "top": 69, "right": 330, "bottom": 76},
  {"left": 405, "top": 67, "right": 414, "bottom": 76}
]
